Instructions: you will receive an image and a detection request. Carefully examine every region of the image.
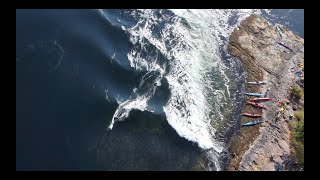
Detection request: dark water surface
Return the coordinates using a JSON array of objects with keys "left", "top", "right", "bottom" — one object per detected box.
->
[
  {"left": 16, "top": 9, "right": 201, "bottom": 170},
  {"left": 16, "top": 9, "right": 303, "bottom": 170}
]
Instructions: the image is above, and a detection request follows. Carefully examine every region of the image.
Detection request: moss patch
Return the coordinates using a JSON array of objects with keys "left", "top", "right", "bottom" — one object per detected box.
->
[
  {"left": 290, "top": 86, "right": 303, "bottom": 100},
  {"left": 289, "top": 109, "right": 304, "bottom": 170}
]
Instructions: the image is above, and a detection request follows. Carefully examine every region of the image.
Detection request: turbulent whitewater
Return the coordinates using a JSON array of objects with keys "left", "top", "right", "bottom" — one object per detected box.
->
[{"left": 99, "top": 9, "right": 263, "bottom": 170}]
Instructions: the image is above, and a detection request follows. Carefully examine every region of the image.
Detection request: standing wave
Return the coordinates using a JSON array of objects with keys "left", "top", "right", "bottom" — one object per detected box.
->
[{"left": 99, "top": 9, "right": 263, "bottom": 170}]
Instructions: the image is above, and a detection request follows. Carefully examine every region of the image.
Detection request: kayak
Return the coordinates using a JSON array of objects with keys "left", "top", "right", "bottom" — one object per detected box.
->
[
  {"left": 275, "top": 26, "right": 284, "bottom": 40},
  {"left": 276, "top": 41, "right": 294, "bottom": 52},
  {"left": 247, "top": 81, "right": 267, "bottom": 85},
  {"left": 245, "top": 93, "right": 265, "bottom": 97},
  {"left": 241, "top": 120, "right": 263, "bottom": 127},
  {"left": 250, "top": 97, "right": 272, "bottom": 102},
  {"left": 241, "top": 113, "right": 262, "bottom": 118},
  {"left": 247, "top": 101, "right": 267, "bottom": 109}
]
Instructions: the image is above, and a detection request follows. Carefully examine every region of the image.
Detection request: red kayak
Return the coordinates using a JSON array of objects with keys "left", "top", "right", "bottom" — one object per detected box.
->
[
  {"left": 250, "top": 98, "right": 272, "bottom": 102},
  {"left": 241, "top": 113, "right": 262, "bottom": 118},
  {"left": 247, "top": 101, "right": 267, "bottom": 109}
]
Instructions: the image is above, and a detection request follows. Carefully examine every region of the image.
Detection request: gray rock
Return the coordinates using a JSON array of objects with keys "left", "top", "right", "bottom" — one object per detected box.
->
[{"left": 227, "top": 14, "right": 303, "bottom": 171}]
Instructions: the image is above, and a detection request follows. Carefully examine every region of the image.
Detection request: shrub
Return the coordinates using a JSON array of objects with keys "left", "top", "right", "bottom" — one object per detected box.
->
[
  {"left": 293, "top": 118, "right": 304, "bottom": 143},
  {"left": 292, "top": 139, "right": 304, "bottom": 168},
  {"left": 290, "top": 86, "right": 303, "bottom": 100},
  {"left": 292, "top": 110, "right": 304, "bottom": 168},
  {"left": 294, "top": 111, "right": 304, "bottom": 122}
]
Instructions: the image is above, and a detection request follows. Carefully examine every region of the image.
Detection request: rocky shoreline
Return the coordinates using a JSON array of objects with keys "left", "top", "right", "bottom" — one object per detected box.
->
[{"left": 226, "top": 15, "right": 304, "bottom": 171}]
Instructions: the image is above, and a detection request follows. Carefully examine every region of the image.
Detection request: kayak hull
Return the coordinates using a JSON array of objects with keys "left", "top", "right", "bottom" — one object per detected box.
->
[
  {"left": 247, "top": 81, "right": 267, "bottom": 85},
  {"left": 250, "top": 98, "right": 272, "bottom": 102},
  {"left": 245, "top": 93, "right": 265, "bottom": 97},
  {"left": 241, "top": 113, "right": 262, "bottom": 118},
  {"left": 247, "top": 102, "right": 267, "bottom": 109},
  {"left": 241, "top": 120, "right": 263, "bottom": 127}
]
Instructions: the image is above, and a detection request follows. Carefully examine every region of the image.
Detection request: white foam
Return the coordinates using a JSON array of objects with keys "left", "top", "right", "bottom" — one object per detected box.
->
[
  {"left": 121, "top": 9, "right": 260, "bottom": 149},
  {"left": 104, "top": 89, "right": 111, "bottom": 103},
  {"left": 107, "top": 70, "right": 163, "bottom": 130},
  {"left": 107, "top": 9, "right": 260, "bottom": 169},
  {"left": 108, "top": 95, "right": 149, "bottom": 130}
]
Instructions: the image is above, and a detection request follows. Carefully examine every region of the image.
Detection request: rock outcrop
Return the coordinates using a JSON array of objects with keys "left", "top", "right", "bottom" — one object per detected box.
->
[{"left": 227, "top": 15, "right": 304, "bottom": 171}]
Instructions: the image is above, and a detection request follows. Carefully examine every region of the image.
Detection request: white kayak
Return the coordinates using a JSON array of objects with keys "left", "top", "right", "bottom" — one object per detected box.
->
[{"left": 247, "top": 81, "right": 267, "bottom": 85}]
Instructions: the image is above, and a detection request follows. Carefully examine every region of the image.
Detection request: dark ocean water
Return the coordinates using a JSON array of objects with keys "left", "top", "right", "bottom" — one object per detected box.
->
[{"left": 16, "top": 9, "right": 303, "bottom": 170}]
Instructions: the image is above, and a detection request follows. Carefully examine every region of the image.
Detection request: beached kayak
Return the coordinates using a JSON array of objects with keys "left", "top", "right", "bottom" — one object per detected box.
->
[
  {"left": 241, "top": 120, "right": 263, "bottom": 127},
  {"left": 241, "top": 113, "right": 262, "bottom": 118},
  {"left": 276, "top": 41, "right": 294, "bottom": 52},
  {"left": 247, "top": 101, "right": 267, "bottom": 109},
  {"left": 250, "top": 97, "right": 272, "bottom": 102},
  {"left": 245, "top": 93, "right": 265, "bottom": 97},
  {"left": 247, "top": 81, "right": 267, "bottom": 85}
]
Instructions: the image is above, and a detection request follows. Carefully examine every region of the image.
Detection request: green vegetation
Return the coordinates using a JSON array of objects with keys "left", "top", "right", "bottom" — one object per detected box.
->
[
  {"left": 293, "top": 111, "right": 304, "bottom": 143},
  {"left": 290, "top": 110, "right": 304, "bottom": 169},
  {"left": 294, "top": 110, "right": 304, "bottom": 121},
  {"left": 290, "top": 86, "right": 303, "bottom": 100},
  {"left": 292, "top": 140, "right": 304, "bottom": 168}
]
